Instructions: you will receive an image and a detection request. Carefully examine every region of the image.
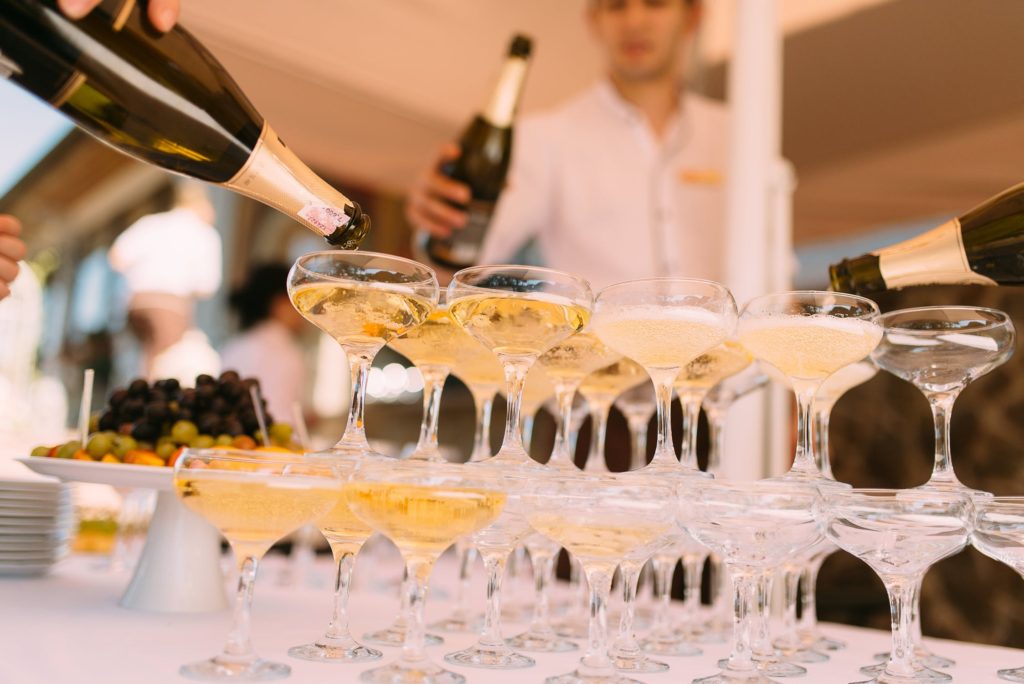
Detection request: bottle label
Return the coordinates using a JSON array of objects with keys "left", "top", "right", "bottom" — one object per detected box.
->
[
  {"left": 0, "top": 48, "right": 22, "bottom": 79},
  {"left": 874, "top": 218, "right": 997, "bottom": 287},
  {"left": 298, "top": 204, "right": 350, "bottom": 238}
]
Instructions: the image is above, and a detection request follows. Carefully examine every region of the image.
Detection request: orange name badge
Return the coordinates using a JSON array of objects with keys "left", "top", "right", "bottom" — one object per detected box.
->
[{"left": 678, "top": 168, "right": 723, "bottom": 185}]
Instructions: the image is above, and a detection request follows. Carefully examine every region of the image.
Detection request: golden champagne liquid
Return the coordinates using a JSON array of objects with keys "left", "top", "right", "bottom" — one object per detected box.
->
[
  {"left": 529, "top": 513, "right": 670, "bottom": 563},
  {"left": 451, "top": 343, "right": 505, "bottom": 395},
  {"left": 594, "top": 306, "right": 727, "bottom": 371},
  {"left": 538, "top": 331, "right": 622, "bottom": 384},
  {"left": 579, "top": 358, "right": 648, "bottom": 403},
  {"left": 390, "top": 307, "right": 481, "bottom": 370},
  {"left": 175, "top": 472, "right": 342, "bottom": 558},
  {"left": 520, "top": 363, "right": 555, "bottom": 417},
  {"left": 739, "top": 316, "right": 882, "bottom": 380},
  {"left": 291, "top": 282, "right": 433, "bottom": 349},
  {"left": 815, "top": 360, "right": 877, "bottom": 403},
  {"left": 345, "top": 482, "right": 506, "bottom": 560},
  {"left": 674, "top": 341, "right": 752, "bottom": 392},
  {"left": 318, "top": 496, "right": 374, "bottom": 547},
  {"left": 449, "top": 293, "right": 589, "bottom": 359}
]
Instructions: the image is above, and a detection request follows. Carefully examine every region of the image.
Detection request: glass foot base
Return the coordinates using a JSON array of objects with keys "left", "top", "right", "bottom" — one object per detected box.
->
[
  {"left": 443, "top": 645, "right": 535, "bottom": 669},
  {"left": 643, "top": 636, "right": 702, "bottom": 657},
  {"left": 806, "top": 632, "right": 845, "bottom": 651},
  {"left": 719, "top": 657, "right": 806, "bottom": 678},
  {"left": 694, "top": 670, "right": 782, "bottom": 684},
  {"left": 860, "top": 662, "right": 951, "bottom": 682},
  {"left": 180, "top": 657, "right": 289, "bottom": 681},
  {"left": 506, "top": 629, "right": 579, "bottom": 653},
  {"left": 429, "top": 614, "right": 484, "bottom": 634},
  {"left": 287, "top": 641, "right": 382, "bottom": 663},
  {"left": 999, "top": 666, "right": 1024, "bottom": 682},
  {"left": 363, "top": 626, "right": 444, "bottom": 647},
  {"left": 771, "top": 637, "right": 829, "bottom": 665},
  {"left": 873, "top": 650, "right": 955, "bottom": 670},
  {"left": 545, "top": 670, "right": 642, "bottom": 684},
  {"left": 360, "top": 659, "right": 464, "bottom": 684},
  {"left": 554, "top": 618, "right": 590, "bottom": 640},
  {"left": 611, "top": 650, "right": 669, "bottom": 673}
]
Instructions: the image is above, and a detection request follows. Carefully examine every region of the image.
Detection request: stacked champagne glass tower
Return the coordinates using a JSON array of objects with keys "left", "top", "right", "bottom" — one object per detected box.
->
[{"left": 168, "top": 249, "right": 1021, "bottom": 684}]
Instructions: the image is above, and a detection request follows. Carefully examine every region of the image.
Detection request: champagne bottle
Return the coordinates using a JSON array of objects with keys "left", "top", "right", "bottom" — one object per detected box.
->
[
  {"left": 0, "top": 0, "right": 369, "bottom": 248},
  {"left": 425, "top": 34, "right": 532, "bottom": 269},
  {"left": 829, "top": 180, "right": 1024, "bottom": 293}
]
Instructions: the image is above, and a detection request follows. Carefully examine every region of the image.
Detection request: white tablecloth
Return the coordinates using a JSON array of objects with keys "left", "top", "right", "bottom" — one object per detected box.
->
[{"left": 1, "top": 545, "right": 1019, "bottom": 683}]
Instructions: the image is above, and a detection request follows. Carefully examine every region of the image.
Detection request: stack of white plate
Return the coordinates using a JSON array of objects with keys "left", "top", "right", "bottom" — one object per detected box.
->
[{"left": 0, "top": 478, "right": 73, "bottom": 576}]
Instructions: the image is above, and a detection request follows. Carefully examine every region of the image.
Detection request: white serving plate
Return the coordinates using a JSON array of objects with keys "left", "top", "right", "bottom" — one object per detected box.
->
[
  {"left": 0, "top": 504, "right": 73, "bottom": 518},
  {"left": 0, "top": 559, "right": 59, "bottom": 576},
  {"left": 0, "top": 549, "right": 64, "bottom": 562},
  {"left": 0, "top": 539, "right": 63, "bottom": 552},
  {"left": 16, "top": 457, "right": 172, "bottom": 491}
]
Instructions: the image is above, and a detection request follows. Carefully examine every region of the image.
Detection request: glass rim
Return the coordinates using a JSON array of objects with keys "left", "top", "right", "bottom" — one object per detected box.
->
[
  {"left": 449, "top": 263, "right": 593, "bottom": 302},
  {"left": 292, "top": 249, "right": 439, "bottom": 288},
  {"left": 595, "top": 276, "right": 733, "bottom": 299},
  {"left": 973, "top": 496, "right": 1024, "bottom": 510},
  {"left": 878, "top": 305, "right": 1012, "bottom": 333},
  {"left": 678, "top": 478, "right": 820, "bottom": 498},
  {"left": 821, "top": 487, "right": 972, "bottom": 506},
  {"left": 740, "top": 289, "right": 880, "bottom": 314},
  {"left": 351, "top": 456, "right": 505, "bottom": 485}
]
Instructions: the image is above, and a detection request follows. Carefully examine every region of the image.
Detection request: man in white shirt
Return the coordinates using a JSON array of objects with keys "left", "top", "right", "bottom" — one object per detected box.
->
[
  {"left": 406, "top": 0, "right": 726, "bottom": 290},
  {"left": 108, "top": 181, "right": 222, "bottom": 378}
]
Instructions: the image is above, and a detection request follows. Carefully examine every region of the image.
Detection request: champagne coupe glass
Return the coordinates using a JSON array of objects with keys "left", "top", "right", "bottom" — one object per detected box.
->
[
  {"left": 429, "top": 337, "right": 504, "bottom": 634},
  {"left": 519, "top": 363, "right": 555, "bottom": 453},
  {"left": 871, "top": 306, "right": 1014, "bottom": 494},
  {"left": 679, "top": 480, "right": 823, "bottom": 684},
  {"left": 526, "top": 473, "right": 677, "bottom": 684},
  {"left": 173, "top": 448, "right": 344, "bottom": 680},
  {"left": 971, "top": 497, "right": 1024, "bottom": 682},
  {"left": 288, "top": 251, "right": 439, "bottom": 456},
  {"left": 448, "top": 265, "right": 593, "bottom": 465},
  {"left": 614, "top": 382, "right": 656, "bottom": 471},
  {"left": 592, "top": 277, "right": 738, "bottom": 474},
  {"left": 347, "top": 458, "right": 507, "bottom": 684},
  {"left": 610, "top": 537, "right": 671, "bottom": 674},
  {"left": 870, "top": 306, "right": 1013, "bottom": 673},
  {"left": 578, "top": 358, "right": 648, "bottom": 472},
  {"left": 390, "top": 290, "right": 470, "bottom": 462},
  {"left": 779, "top": 360, "right": 877, "bottom": 656},
  {"left": 702, "top": 370, "right": 770, "bottom": 639},
  {"left": 289, "top": 453, "right": 381, "bottom": 663},
  {"left": 738, "top": 291, "right": 882, "bottom": 481},
  {"left": 823, "top": 489, "right": 971, "bottom": 684}
]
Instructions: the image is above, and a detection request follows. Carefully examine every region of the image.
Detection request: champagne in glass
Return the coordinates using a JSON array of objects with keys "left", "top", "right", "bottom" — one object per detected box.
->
[
  {"left": 578, "top": 358, "right": 647, "bottom": 473},
  {"left": 173, "top": 449, "right": 343, "bottom": 680},
  {"left": 518, "top": 363, "right": 555, "bottom": 453},
  {"left": 615, "top": 383, "right": 656, "bottom": 471},
  {"left": 288, "top": 251, "right": 438, "bottom": 457}
]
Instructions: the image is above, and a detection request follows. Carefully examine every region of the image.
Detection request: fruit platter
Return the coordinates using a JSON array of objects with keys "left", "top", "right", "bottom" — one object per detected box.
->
[{"left": 18, "top": 371, "right": 297, "bottom": 614}]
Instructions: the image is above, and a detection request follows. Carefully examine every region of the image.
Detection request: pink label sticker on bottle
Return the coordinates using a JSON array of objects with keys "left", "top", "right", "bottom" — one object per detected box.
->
[{"left": 298, "top": 204, "right": 349, "bottom": 236}]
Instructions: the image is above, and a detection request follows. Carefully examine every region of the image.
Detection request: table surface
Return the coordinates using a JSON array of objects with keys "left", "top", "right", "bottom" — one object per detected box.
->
[{"left": 2, "top": 543, "right": 1019, "bottom": 684}]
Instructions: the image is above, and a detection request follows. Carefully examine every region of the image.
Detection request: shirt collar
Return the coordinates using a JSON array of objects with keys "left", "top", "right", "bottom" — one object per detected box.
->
[{"left": 593, "top": 78, "right": 690, "bottom": 148}]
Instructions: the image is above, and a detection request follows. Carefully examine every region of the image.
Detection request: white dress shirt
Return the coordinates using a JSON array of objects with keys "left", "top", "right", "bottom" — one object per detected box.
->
[
  {"left": 109, "top": 207, "right": 222, "bottom": 298},
  {"left": 220, "top": 320, "right": 306, "bottom": 422},
  {"left": 480, "top": 81, "right": 729, "bottom": 291}
]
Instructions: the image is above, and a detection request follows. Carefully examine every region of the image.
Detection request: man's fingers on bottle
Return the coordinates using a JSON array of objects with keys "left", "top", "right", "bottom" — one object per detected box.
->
[
  {"left": 429, "top": 173, "right": 471, "bottom": 205},
  {"left": 419, "top": 196, "right": 467, "bottom": 233},
  {"left": 438, "top": 142, "right": 462, "bottom": 161},
  {"left": 149, "top": 0, "right": 180, "bottom": 32},
  {"left": 0, "top": 235, "right": 27, "bottom": 263},
  {"left": 0, "top": 257, "right": 19, "bottom": 286},
  {"left": 0, "top": 216, "right": 22, "bottom": 237}
]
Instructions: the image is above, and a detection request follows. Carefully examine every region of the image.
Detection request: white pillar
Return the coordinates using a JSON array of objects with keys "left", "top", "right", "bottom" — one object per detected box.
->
[{"left": 720, "top": 0, "right": 793, "bottom": 480}]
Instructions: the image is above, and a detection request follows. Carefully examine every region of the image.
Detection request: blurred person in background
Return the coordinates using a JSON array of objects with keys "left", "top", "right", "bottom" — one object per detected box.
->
[
  {"left": 0, "top": 0, "right": 181, "bottom": 301},
  {"left": 407, "top": 0, "right": 727, "bottom": 290},
  {"left": 108, "top": 180, "right": 222, "bottom": 382},
  {"left": 220, "top": 264, "right": 307, "bottom": 421}
]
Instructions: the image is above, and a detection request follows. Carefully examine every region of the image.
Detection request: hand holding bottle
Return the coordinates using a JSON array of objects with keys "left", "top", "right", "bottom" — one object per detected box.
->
[
  {"left": 57, "top": 0, "right": 180, "bottom": 31},
  {"left": 0, "top": 216, "right": 26, "bottom": 300},
  {"left": 405, "top": 143, "right": 471, "bottom": 238}
]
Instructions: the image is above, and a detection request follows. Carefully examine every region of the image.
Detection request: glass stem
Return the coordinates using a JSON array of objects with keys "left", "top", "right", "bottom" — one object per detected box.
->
[
  {"left": 781, "top": 566, "right": 800, "bottom": 642},
  {"left": 799, "top": 553, "right": 826, "bottom": 632},
  {"left": 223, "top": 554, "right": 259, "bottom": 661},
  {"left": 627, "top": 416, "right": 650, "bottom": 471},
  {"left": 454, "top": 539, "right": 477, "bottom": 619},
  {"left": 709, "top": 554, "right": 730, "bottom": 623},
  {"left": 500, "top": 358, "right": 531, "bottom": 457},
  {"left": 527, "top": 545, "right": 555, "bottom": 632},
  {"left": 414, "top": 366, "right": 448, "bottom": 460},
  {"left": 338, "top": 347, "right": 375, "bottom": 450},
  {"left": 585, "top": 400, "right": 611, "bottom": 473},
  {"left": 883, "top": 575, "right": 920, "bottom": 677},
  {"left": 578, "top": 565, "right": 615, "bottom": 676},
  {"left": 812, "top": 402, "right": 836, "bottom": 480},
  {"left": 649, "top": 370, "right": 679, "bottom": 468},
  {"left": 521, "top": 414, "right": 536, "bottom": 454},
  {"left": 790, "top": 381, "right": 821, "bottom": 476},
  {"left": 927, "top": 391, "right": 960, "bottom": 485},
  {"left": 751, "top": 571, "right": 774, "bottom": 658},
  {"left": 549, "top": 383, "right": 581, "bottom": 469},
  {"left": 681, "top": 554, "right": 704, "bottom": 639},
  {"left": 651, "top": 555, "right": 674, "bottom": 637},
  {"left": 323, "top": 548, "right": 355, "bottom": 643},
  {"left": 469, "top": 387, "right": 495, "bottom": 462},
  {"left": 705, "top": 406, "right": 726, "bottom": 476},
  {"left": 400, "top": 558, "right": 433, "bottom": 666},
  {"left": 725, "top": 567, "right": 759, "bottom": 672},
  {"left": 477, "top": 551, "right": 510, "bottom": 650},
  {"left": 678, "top": 392, "right": 706, "bottom": 472},
  {"left": 613, "top": 560, "right": 643, "bottom": 655}
]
